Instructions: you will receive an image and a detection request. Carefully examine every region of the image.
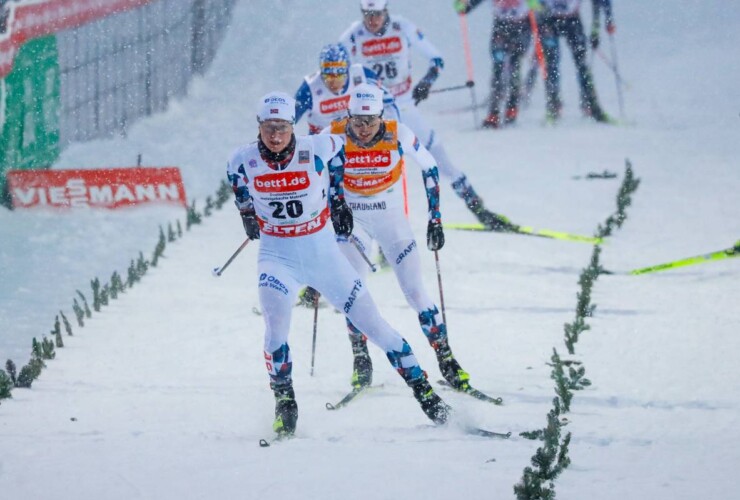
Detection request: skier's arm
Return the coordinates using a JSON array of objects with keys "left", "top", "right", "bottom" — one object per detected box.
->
[
  {"left": 398, "top": 124, "right": 443, "bottom": 250},
  {"left": 294, "top": 80, "right": 313, "bottom": 125},
  {"left": 400, "top": 18, "right": 444, "bottom": 105},
  {"left": 313, "top": 134, "right": 352, "bottom": 236},
  {"left": 226, "top": 152, "right": 260, "bottom": 239}
]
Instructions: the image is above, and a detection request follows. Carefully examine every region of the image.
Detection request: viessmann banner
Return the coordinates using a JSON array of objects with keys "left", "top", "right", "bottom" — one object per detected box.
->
[{"left": 7, "top": 167, "right": 187, "bottom": 209}]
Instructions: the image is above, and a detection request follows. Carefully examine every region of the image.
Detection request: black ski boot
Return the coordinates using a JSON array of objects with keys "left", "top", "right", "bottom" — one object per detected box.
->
[
  {"left": 474, "top": 208, "right": 519, "bottom": 232},
  {"left": 272, "top": 384, "right": 298, "bottom": 436},
  {"left": 434, "top": 339, "right": 471, "bottom": 391},
  {"left": 411, "top": 378, "right": 450, "bottom": 425},
  {"left": 350, "top": 336, "right": 373, "bottom": 389}
]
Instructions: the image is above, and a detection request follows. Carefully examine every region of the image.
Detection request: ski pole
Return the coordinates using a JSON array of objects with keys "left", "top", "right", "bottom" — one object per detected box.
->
[
  {"left": 628, "top": 241, "right": 739, "bottom": 275},
  {"left": 433, "top": 250, "right": 447, "bottom": 325},
  {"left": 528, "top": 10, "right": 547, "bottom": 80},
  {"left": 310, "top": 291, "right": 320, "bottom": 376},
  {"left": 608, "top": 32, "right": 626, "bottom": 119},
  {"left": 593, "top": 47, "right": 631, "bottom": 90},
  {"left": 348, "top": 235, "right": 378, "bottom": 272},
  {"left": 458, "top": 13, "right": 479, "bottom": 128},
  {"left": 430, "top": 81, "right": 475, "bottom": 94},
  {"left": 212, "top": 238, "right": 250, "bottom": 277}
]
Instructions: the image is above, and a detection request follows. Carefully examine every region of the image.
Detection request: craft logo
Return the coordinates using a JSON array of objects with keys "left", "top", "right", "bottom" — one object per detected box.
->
[
  {"left": 253, "top": 170, "right": 309, "bottom": 193},
  {"left": 345, "top": 150, "right": 391, "bottom": 168},
  {"left": 362, "top": 37, "right": 402, "bottom": 57},
  {"left": 320, "top": 95, "right": 350, "bottom": 114},
  {"left": 7, "top": 167, "right": 187, "bottom": 209}
]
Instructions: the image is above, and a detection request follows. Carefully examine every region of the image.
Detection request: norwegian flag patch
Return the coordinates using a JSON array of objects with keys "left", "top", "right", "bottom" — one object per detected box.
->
[
  {"left": 299, "top": 150, "right": 310, "bottom": 163},
  {"left": 270, "top": 108, "right": 279, "bottom": 114}
]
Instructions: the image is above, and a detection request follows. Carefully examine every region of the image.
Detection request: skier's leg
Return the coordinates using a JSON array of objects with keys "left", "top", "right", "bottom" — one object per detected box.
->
[
  {"left": 258, "top": 259, "right": 301, "bottom": 436},
  {"left": 309, "top": 238, "right": 449, "bottom": 423},
  {"left": 337, "top": 226, "right": 374, "bottom": 389},
  {"left": 540, "top": 16, "right": 562, "bottom": 120},
  {"left": 565, "top": 16, "right": 608, "bottom": 120}
]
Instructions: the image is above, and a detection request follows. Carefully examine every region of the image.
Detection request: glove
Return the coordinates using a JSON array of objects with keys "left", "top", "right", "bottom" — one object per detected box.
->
[
  {"left": 412, "top": 80, "right": 431, "bottom": 105},
  {"left": 590, "top": 27, "right": 600, "bottom": 49},
  {"left": 453, "top": 0, "right": 469, "bottom": 14},
  {"left": 331, "top": 198, "right": 353, "bottom": 236},
  {"left": 426, "top": 220, "right": 445, "bottom": 251},
  {"left": 241, "top": 210, "right": 261, "bottom": 240}
]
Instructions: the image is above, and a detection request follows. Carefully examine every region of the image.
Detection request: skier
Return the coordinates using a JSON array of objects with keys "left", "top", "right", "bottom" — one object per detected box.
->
[
  {"left": 537, "top": 0, "right": 611, "bottom": 122},
  {"left": 295, "top": 44, "right": 399, "bottom": 135},
  {"left": 589, "top": 0, "right": 615, "bottom": 50},
  {"left": 338, "top": 0, "right": 519, "bottom": 232},
  {"left": 453, "top": 0, "right": 536, "bottom": 129},
  {"left": 226, "top": 91, "right": 449, "bottom": 437},
  {"left": 323, "top": 83, "right": 472, "bottom": 393},
  {"left": 293, "top": 43, "right": 399, "bottom": 308}
]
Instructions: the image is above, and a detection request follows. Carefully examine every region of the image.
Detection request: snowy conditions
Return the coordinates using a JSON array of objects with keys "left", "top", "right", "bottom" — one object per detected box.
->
[{"left": 1, "top": 1, "right": 739, "bottom": 499}]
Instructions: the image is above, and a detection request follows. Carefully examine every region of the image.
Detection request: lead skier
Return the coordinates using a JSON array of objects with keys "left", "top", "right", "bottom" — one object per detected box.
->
[
  {"left": 226, "top": 91, "right": 449, "bottom": 437},
  {"left": 323, "top": 83, "right": 473, "bottom": 394},
  {"left": 338, "top": 0, "right": 519, "bottom": 232}
]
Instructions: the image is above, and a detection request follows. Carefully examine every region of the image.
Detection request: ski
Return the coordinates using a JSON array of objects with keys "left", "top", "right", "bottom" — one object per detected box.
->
[
  {"left": 465, "top": 426, "right": 511, "bottom": 439},
  {"left": 437, "top": 379, "right": 504, "bottom": 405},
  {"left": 325, "top": 385, "right": 383, "bottom": 411},
  {"left": 628, "top": 240, "right": 739, "bottom": 275},
  {"left": 258, "top": 434, "right": 293, "bottom": 447},
  {"left": 443, "top": 222, "right": 602, "bottom": 244}
]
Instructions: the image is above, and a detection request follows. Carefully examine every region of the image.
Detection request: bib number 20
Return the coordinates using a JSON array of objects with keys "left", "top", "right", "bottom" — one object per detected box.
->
[{"left": 269, "top": 200, "right": 304, "bottom": 219}]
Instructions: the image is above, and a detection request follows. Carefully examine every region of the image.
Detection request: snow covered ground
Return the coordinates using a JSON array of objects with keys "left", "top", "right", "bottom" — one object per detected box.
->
[{"left": 1, "top": 1, "right": 739, "bottom": 498}]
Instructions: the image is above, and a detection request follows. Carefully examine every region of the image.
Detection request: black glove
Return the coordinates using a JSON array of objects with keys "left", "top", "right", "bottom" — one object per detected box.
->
[
  {"left": 426, "top": 220, "right": 445, "bottom": 251},
  {"left": 413, "top": 80, "right": 432, "bottom": 105},
  {"left": 331, "top": 198, "right": 353, "bottom": 236},
  {"left": 241, "top": 211, "right": 261, "bottom": 240}
]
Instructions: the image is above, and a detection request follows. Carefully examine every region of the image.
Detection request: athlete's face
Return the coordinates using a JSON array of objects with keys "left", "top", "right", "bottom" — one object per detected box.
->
[
  {"left": 322, "top": 73, "right": 348, "bottom": 94},
  {"left": 349, "top": 115, "right": 382, "bottom": 144},
  {"left": 259, "top": 120, "right": 293, "bottom": 153},
  {"left": 362, "top": 9, "right": 387, "bottom": 34}
]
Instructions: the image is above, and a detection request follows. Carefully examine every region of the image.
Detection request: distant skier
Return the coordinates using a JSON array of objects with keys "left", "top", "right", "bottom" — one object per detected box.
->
[
  {"left": 339, "top": 0, "right": 519, "bottom": 232},
  {"left": 589, "top": 0, "right": 615, "bottom": 51},
  {"left": 294, "top": 44, "right": 399, "bottom": 135},
  {"left": 537, "top": 0, "right": 611, "bottom": 122},
  {"left": 226, "top": 91, "right": 450, "bottom": 437},
  {"left": 293, "top": 43, "right": 399, "bottom": 308},
  {"left": 454, "top": 0, "right": 536, "bottom": 129},
  {"left": 323, "top": 83, "right": 473, "bottom": 393}
]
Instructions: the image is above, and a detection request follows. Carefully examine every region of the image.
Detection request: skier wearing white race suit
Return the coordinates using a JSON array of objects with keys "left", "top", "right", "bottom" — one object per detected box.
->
[
  {"left": 338, "top": 0, "right": 519, "bottom": 231},
  {"left": 322, "top": 84, "right": 472, "bottom": 392},
  {"left": 226, "top": 91, "right": 449, "bottom": 435}
]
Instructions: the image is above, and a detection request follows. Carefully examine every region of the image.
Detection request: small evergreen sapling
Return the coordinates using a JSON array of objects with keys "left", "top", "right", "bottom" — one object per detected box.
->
[
  {"left": 91, "top": 278, "right": 101, "bottom": 312},
  {"left": 60, "top": 311, "right": 73, "bottom": 336},
  {"left": 52, "top": 315, "right": 64, "bottom": 348},
  {"left": 76, "top": 290, "right": 92, "bottom": 318},
  {"left": 73, "top": 298, "right": 85, "bottom": 327},
  {"left": 167, "top": 222, "right": 176, "bottom": 242},
  {"left": 101, "top": 283, "right": 110, "bottom": 306},
  {"left": 0, "top": 369, "right": 12, "bottom": 401},
  {"left": 176, "top": 220, "right": 183, "bottom": 237}
]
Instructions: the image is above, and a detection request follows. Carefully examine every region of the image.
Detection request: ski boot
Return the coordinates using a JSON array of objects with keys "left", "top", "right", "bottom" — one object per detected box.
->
[
  {"left": 434, "top": 339, "right": 471, "bottom": 391},
  {"left": 474, "top": 208, "right": 519, "bottom": 232},
  {"left": 410, "top": 377, "right": 450, "bottom": 425},
  {"left": 503, "top": 106, "right": 518, "bottom": 126},
  {"left": 482, "top": 112, "right": 500, "bottom": 129},
  {"left": 296, "top": 286, "right": 320, "bottom": 308},
  {"left": 272, "top": 384, "right": 298, "bottom": 437},
  {"left": 350, "top": 336, "right": 373, "bottom": 389}
]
